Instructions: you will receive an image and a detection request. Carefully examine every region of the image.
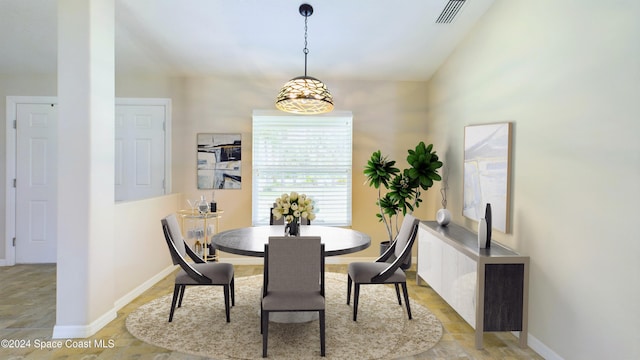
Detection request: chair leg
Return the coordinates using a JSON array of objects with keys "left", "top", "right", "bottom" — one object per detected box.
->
[
  {"left": 262, "top": 310, "right": 268, "bottom": 357},
  {"left": 169, "top": 284, "right": 181, "bottom": 322},
  {"left": 177, "top": 285, "right": 186, "bottom": 308},
  {"left": 353, "top": 283, "right": 360, "bottom": 321},
  {"left": 394, "top": 283, "right": 402, "bottom": 305},
  {"left": 346, "top": 275, "right": 352, "bottom": 305},
  {"left": 230, "top": 277, "right": 235, "bottom": 306},
  {"left": 401, "top": 282, "right": 412, "bottom": 320},
  {"left": 320, "top": 310, "right": 326, "bottom": 357},
  {"left": 223, "top": 284, "right": 231, "bottom": 323}
]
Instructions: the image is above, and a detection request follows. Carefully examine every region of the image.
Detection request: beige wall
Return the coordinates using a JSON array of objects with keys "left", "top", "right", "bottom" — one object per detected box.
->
[
  {"left": 1, "top": 74, "right": 434, "bottom": 264},
  {"left": 426, "top": 0, "right": 640, "bottom": 359},
  {"left": 112, "top": 194, "right": 180, "bottom": 302},
  {"left": 166, "top": 76, "right": 436, "bottom": 261}
]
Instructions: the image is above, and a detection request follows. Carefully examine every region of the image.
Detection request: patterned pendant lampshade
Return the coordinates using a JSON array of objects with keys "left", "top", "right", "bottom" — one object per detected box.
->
[
  {"left": 276, "top": 75, "right": 333, "bottom": 114},
  {"left": 275, "top": 4, "right": 334, "bottom": 115}
]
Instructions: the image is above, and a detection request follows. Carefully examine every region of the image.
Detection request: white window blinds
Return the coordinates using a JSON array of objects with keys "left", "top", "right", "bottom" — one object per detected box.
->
[{"left": 252, "top": 110, "right": 353, "bottom": 226}]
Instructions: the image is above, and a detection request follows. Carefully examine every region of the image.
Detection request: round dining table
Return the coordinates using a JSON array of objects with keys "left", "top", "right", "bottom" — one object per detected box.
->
[
  {"left": 211, "top": 225, "right": 371, "bottom": 257},
  {"left": 212, "top": 225, "right": 370, "bottom": 323}
]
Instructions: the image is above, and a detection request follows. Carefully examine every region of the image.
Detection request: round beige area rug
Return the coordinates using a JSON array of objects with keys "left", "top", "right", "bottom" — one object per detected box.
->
[{"left": 126, "top": 273, "right": 443, "bottom": 359}]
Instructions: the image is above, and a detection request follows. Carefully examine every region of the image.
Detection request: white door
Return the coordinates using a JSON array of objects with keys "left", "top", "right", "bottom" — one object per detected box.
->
[
  {"left": 13, "top": 101, "right": 168, "bottom": 264},
  {"left": 15, "top": 103, "right": 58, "bottom": 263},
  {"left": 114, "top": 105, "right": 166, "bottom": 202}
]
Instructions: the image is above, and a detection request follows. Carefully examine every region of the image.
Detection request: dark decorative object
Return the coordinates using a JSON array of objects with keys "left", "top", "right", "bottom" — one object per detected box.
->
[
  {"left": 485, "top": 203, "right": 492, "bottom": 248},
  {"left": 210, "top": 191, "right": 217, "bottom": 212},
  {"left": 286, "top": 220, "right": 300, "bottom": 236}
]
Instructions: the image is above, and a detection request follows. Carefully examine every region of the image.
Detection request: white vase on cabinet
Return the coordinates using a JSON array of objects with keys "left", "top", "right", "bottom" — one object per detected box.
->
[
  {"left": 477, "top": 218, "right": 487, "bottom": 248},
  {"left": 436, "top": 208, "right": 451, "bottom": 226}
]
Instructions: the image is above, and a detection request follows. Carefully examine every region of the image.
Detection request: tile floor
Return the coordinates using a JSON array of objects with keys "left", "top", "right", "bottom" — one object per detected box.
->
[{"left": 0, "top": 263, "right": 543, "bottom": 359}]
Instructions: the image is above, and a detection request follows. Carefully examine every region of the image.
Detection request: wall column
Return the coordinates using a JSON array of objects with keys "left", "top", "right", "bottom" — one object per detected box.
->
[{"left": 53, "top": 0, "right": 116, "bottom": 338}]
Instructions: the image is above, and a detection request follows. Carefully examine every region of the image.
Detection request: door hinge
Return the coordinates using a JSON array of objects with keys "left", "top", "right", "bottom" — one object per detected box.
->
[
  {"left": 13, "top": 178, "right": 16, "bottom": 188},
  {"left": 13, "top": 237, "right": 16, "bottom": 247},
  {"left": 13, "top": 120, "right": 17, "bottom": 129}
]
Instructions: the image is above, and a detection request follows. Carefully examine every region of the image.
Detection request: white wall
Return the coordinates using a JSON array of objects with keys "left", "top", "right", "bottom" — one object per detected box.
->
[
  {"left": 426, "top": 0, "right": 640, "bottom": 359},
  {"left": 51, "top": 194, "right": 179, "bottom": 337},
  {"left": 55, "top": 0, "right": 117, "bottom": 333}
]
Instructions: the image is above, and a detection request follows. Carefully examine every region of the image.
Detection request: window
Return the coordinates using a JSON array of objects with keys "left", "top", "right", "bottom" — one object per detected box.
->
[{"left": 252, "top": 110, "right": 353, "bottom": 226}]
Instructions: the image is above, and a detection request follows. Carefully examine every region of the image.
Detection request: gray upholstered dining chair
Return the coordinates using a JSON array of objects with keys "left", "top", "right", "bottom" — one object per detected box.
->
[
  {"left": 261, "top": 236, "right": 325, "bottom": 357},
  {"left": 161, "top": 213, "right": 235, "bottom": 322},
  {"left": 346, "top": 214, "right": 420, "bottom": 321}
]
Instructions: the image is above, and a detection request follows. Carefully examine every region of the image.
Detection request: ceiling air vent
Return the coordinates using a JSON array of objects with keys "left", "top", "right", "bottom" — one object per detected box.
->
[{"left": 436, "top": 0, "right": 466, "bottom": 24}]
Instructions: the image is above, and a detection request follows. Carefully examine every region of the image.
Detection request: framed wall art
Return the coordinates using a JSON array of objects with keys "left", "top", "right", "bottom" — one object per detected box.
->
[
  {"left": 463, "top": 122, "right": 512, "bottom": 233},
  {"left": 197, "top": 133, "right": 242, "bottom": 189}
]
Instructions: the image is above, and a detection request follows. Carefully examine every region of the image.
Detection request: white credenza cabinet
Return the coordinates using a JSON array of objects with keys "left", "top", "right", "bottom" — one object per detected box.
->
[{"left": 417, "top": 221, "right": 529, "bottom": 349}]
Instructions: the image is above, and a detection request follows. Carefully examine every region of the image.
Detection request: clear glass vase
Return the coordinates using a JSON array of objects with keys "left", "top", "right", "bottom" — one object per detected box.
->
[{"left": 197, "top": 195, "right": 209, "bottom": 214}]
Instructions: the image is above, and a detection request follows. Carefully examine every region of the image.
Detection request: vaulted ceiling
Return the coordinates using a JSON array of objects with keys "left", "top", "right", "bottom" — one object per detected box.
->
[{"left": 0, "top": 0, "right": 495, "bottom": 81}]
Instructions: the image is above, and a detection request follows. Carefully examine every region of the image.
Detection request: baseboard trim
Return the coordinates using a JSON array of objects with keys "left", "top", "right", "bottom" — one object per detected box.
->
[
  {"left": 113, "top": 264, "right": 176, "bottom": 311},
  {"left": 52, "top": 264, "right": 176, "bottom": 339},
  {"left": 52, "top": 309, "right": 116, "bottom": 339},
  {"left": 521, "top": 332, "right": 563, "bottom": 360}
]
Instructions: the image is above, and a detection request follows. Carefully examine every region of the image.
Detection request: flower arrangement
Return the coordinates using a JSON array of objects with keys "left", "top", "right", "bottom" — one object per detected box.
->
[{"left": 272, "top": 192, "right": 316, "bottom": 224}]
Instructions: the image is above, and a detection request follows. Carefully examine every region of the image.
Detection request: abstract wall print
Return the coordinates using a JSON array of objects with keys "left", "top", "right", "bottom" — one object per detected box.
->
[
  {"left": 197, "top": 133, "right": 241, "bottom": 189},
  {"left": 463, "top": 123, "right": 512, "bottom": 233}
]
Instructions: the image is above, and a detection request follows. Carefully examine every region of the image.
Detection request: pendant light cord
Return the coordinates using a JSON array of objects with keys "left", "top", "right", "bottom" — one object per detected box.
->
[{"left": 303, "top": 13, "right": 309, "bottom": 77}]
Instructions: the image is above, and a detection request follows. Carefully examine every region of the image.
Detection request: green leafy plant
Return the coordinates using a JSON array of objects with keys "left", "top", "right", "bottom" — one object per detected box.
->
[{"left": 364, "top": 142, "right": 443, "bottom": 240}]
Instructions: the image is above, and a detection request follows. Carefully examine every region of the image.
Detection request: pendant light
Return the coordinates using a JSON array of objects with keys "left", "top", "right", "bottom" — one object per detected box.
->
[{"left": 275, "top": 3, "right": 334, "bottom": 114}]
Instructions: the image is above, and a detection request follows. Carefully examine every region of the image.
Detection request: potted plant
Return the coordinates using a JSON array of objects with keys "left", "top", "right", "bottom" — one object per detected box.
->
[{"left": 364, "top": 142, "right": 443, "bottom": 253}]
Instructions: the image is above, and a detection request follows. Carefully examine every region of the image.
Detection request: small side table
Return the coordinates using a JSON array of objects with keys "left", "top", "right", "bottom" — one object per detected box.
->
[{"left": 177, "top": 209, "right": 224, "bottom": 262}]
